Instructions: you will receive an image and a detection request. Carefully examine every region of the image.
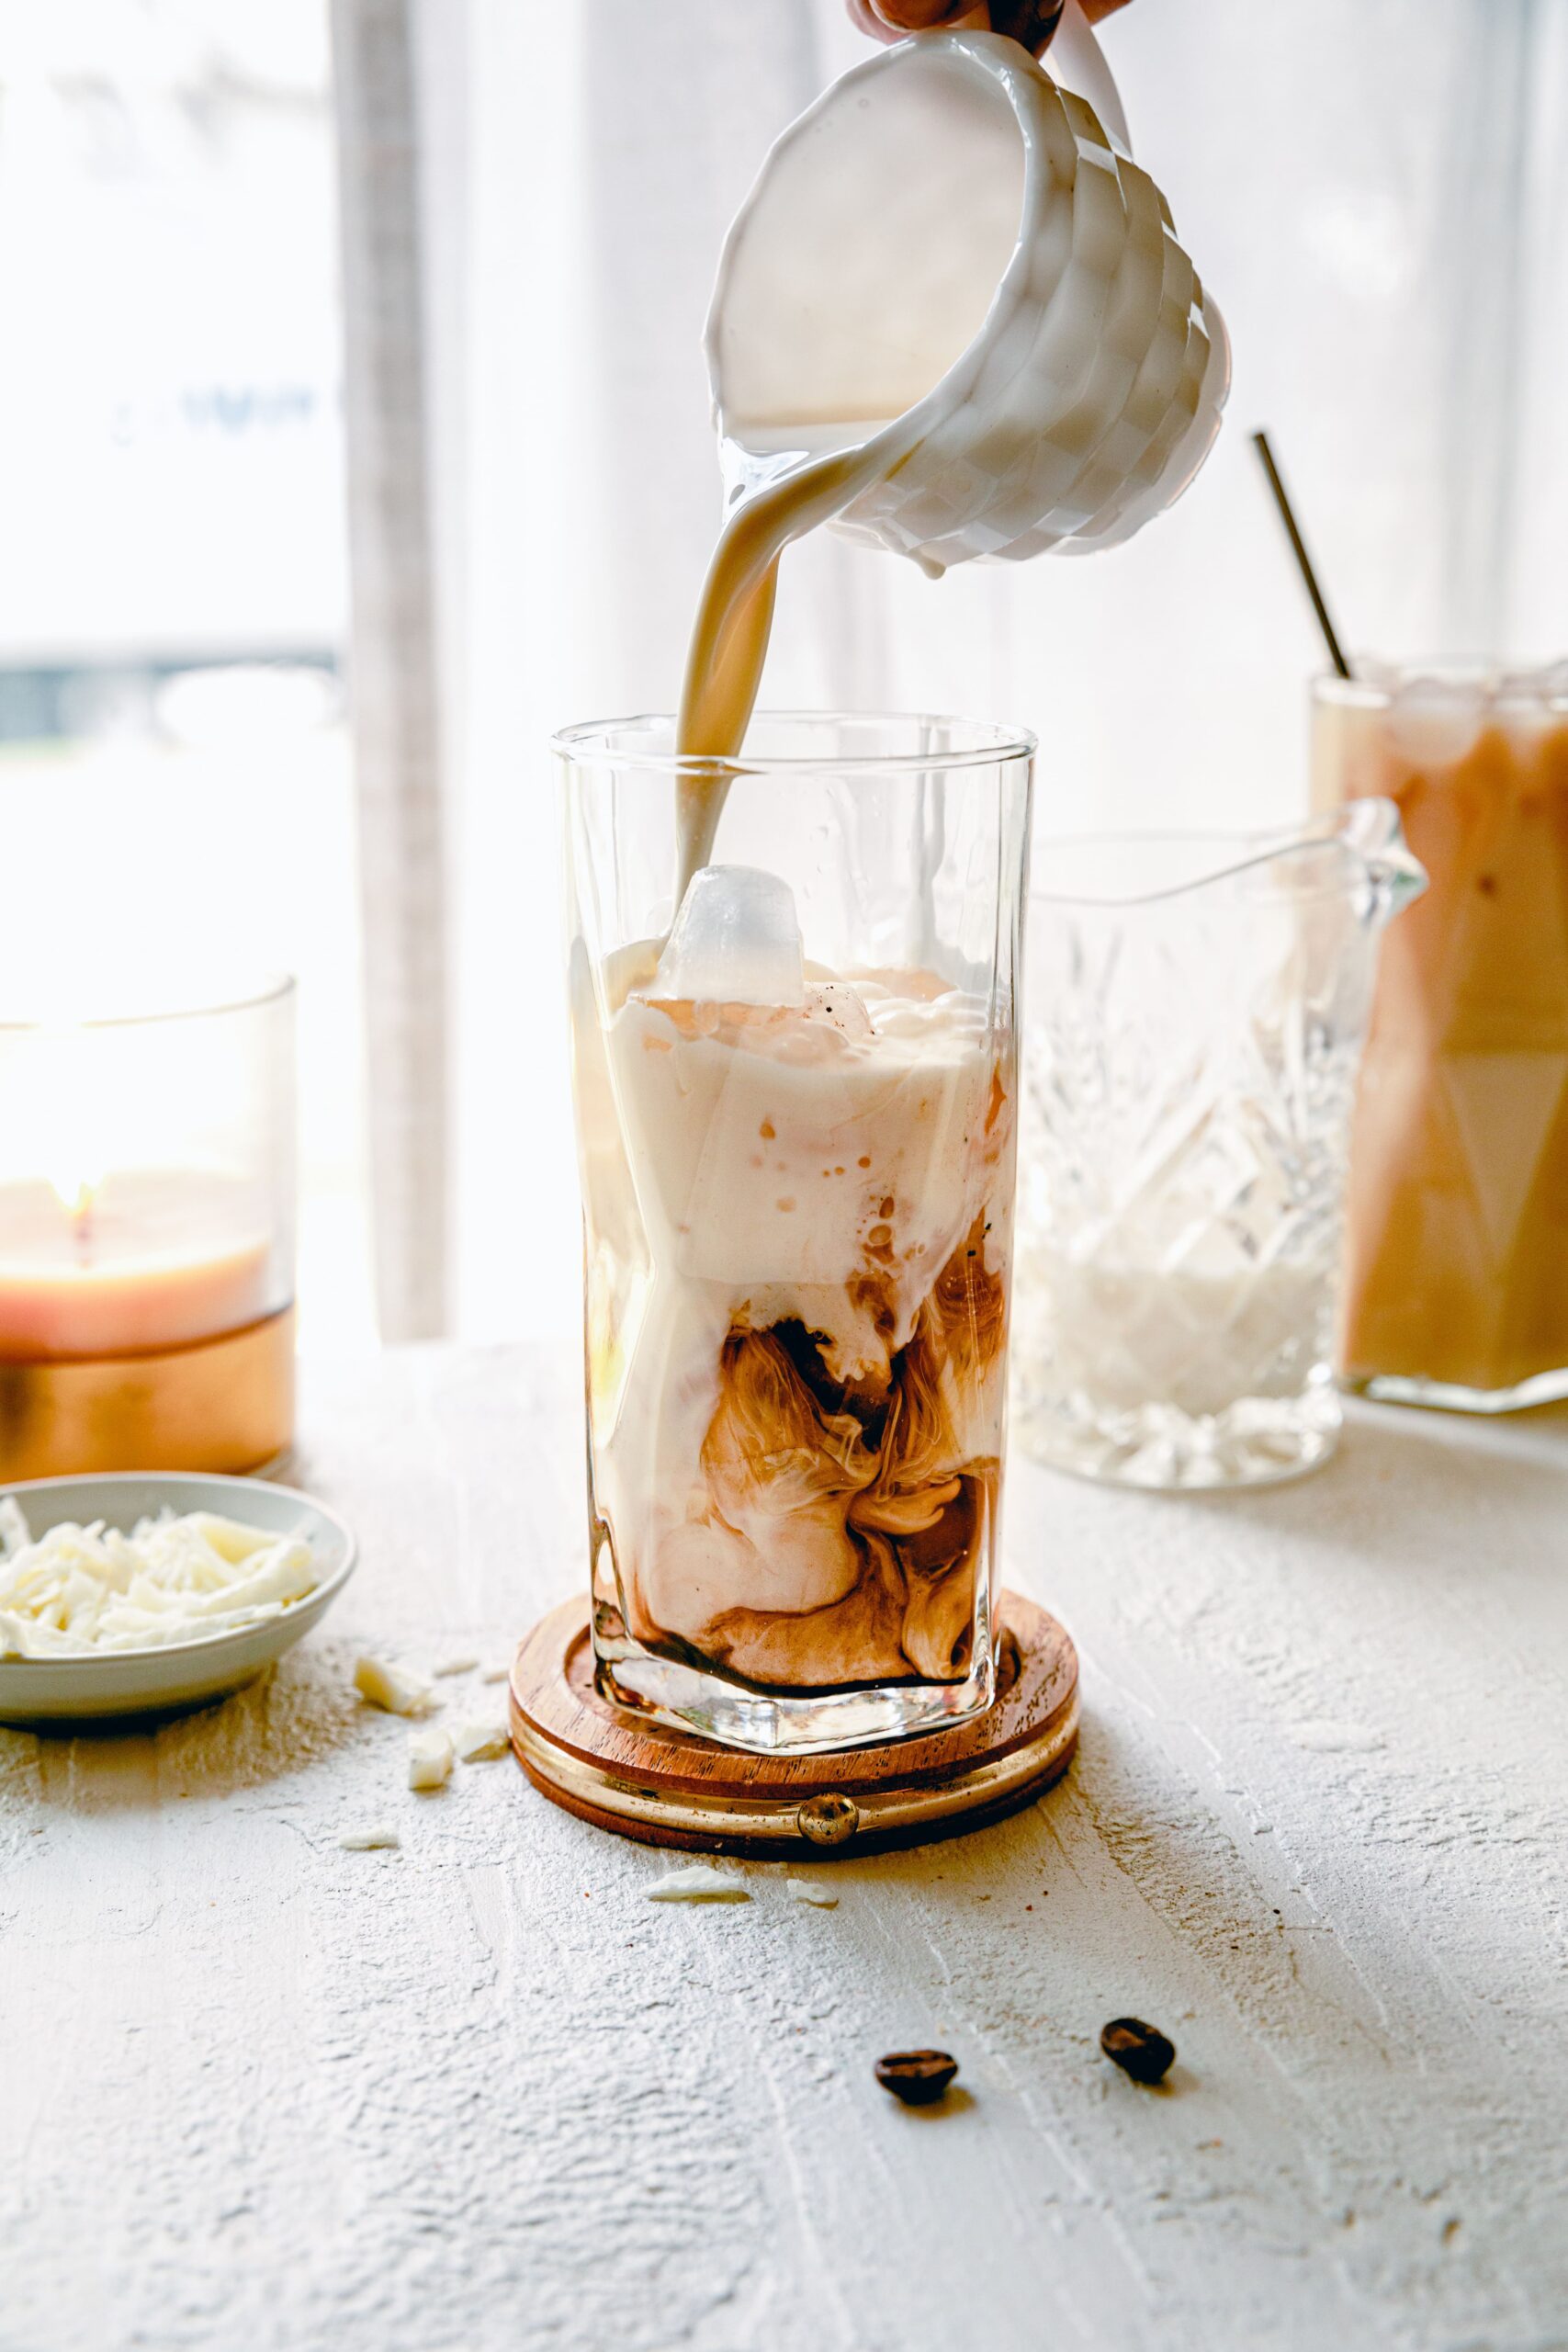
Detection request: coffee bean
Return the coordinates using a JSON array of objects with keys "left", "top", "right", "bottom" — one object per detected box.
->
[
  {"left": 1100, "top": 2017, "right": 1176, "bottom": 2085},
  {"left": 874, "top": 2049, "right": 958, "bottom": 2106}
]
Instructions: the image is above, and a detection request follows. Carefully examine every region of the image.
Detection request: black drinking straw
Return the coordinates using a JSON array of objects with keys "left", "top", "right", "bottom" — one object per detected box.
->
[{"left": 1251, "top": 430, "right": 1353, "bottom": 681}]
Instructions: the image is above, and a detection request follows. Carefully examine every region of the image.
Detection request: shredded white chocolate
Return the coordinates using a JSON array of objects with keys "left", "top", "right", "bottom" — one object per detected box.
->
[
  {"left": 451, "top": 1720, "right": 510, "bottom": 1763},
  {"left": 407, "top": 1727, "right": 454, "bottom": 1791},
  {"left": 0, "top": 1503, "right": 318, "bottom": 1659},
  {"left": 645, "top": 1865, "right": 750, "bottom": 1903},
  {"left": 353, "top": 1657, "right": 439, "bottom": 1717},
  {"left": 786, "top": 1879, "right": 840, "bottom": 1907}
]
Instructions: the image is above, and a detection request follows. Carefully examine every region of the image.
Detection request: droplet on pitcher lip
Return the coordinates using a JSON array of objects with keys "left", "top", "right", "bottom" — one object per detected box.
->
[{"left": 1386, "top": 678, "right": 1484, "bottom": 769}]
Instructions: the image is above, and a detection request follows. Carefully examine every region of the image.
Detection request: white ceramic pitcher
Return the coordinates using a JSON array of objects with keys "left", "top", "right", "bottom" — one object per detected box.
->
[{"left": 705, "top": 6, "right": 1229, "bottom": 576}]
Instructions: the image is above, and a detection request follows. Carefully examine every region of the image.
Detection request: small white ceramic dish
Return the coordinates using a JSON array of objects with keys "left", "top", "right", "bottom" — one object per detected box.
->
[{"left": 0, "top": 1472, "right": 356, "bottom": 1727}]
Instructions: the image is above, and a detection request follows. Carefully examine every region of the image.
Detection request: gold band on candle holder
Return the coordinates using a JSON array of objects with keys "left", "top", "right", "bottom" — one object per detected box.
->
[{"left": 0, "top": 1306, "right": 296, "bottom": 1484}]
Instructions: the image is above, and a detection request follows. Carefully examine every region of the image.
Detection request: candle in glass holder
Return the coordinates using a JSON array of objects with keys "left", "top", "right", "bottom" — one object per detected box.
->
[{"left": 0, "top": 979, "right": 296, "bottom": 1481}]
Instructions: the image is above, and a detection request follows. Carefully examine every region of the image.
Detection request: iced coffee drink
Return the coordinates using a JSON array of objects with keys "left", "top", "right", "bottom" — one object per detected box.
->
[
  {"left": 1314, "top": 667, "right": 1568, "bottom": 1406},
  {"left": 560, "top": 716, "right": 1031, "bottom": 1753},
  {"left": 548, "top": 24, "right": 1227, "bottom": 1747}
]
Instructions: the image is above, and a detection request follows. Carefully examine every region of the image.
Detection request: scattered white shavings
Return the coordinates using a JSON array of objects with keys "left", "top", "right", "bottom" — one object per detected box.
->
[
  {"left": 354, "top": 1657, "right": 440, "bottom": 1716},
  {"left": 433, "top": 1655, "right": 479, "bottom": 1678},
  {"left": 787, "top": 1879, "right": 840, "bottom": 1907},
  {"left": 0, "top": 1504, "right": 319, "bottom": 1659},
  {"left": 451, "top": 1720, "right": 510, "bottom": 1763},
  {"left": 1291, "top": 1719, "right": 1386, "bottom": 1754},
  {"left": 336, "top": 1825, "right": 401, "bottom": 1851},
  {"left": 408, "top": 1727, "right": 454, "bottom": 1791},
  {"left": 646, "top": 1864, "right": 750, "bottom": 1903}
]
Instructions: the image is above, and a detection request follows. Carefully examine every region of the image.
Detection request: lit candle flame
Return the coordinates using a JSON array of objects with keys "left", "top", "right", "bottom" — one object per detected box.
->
[
  {"left": 51, "top": 1169, "right": 96, "bottom": 1216},
  {"left": 51, "top": 1168, "right": 100, "bottom": 1261}
]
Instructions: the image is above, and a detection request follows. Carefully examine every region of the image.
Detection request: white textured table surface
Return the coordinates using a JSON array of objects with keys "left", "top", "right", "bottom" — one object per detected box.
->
[{"left": 3, "top": 1345, "right": 1566, "bottom": 2352}]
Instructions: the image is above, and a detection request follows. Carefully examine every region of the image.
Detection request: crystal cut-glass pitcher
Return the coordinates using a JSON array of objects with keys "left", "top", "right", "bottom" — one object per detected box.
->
[{"left": 1014, "top": 804, "right": 1426, "bottom": 1487}]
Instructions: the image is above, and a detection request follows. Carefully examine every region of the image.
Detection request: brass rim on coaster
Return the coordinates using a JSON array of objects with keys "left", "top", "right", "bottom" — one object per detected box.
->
[{"left": 508, "top": 1589, "right": 1078, "bottom": 1858}]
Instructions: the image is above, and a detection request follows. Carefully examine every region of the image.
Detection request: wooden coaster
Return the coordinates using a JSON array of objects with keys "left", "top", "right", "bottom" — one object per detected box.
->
[{"left": 508, "top": 1590, "right": 1077, "bottom": 1859}]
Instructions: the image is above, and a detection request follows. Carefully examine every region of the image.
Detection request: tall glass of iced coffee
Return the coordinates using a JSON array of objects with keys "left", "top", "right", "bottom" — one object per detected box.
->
[
  {"left": 558, "top": 713, "right": 1032, "bottom": 1754},
  {"left": 1313, "top": 665, "right": 1568, "bottom": 1408}
]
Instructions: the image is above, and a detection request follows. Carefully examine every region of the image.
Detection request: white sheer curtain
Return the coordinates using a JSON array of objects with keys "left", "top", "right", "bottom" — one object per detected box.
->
[{"left": 336, "top": 0, "right": 1567, "bottom": 1345}]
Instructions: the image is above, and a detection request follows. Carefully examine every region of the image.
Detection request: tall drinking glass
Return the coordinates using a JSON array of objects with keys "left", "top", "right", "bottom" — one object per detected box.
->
[
  {"left": 558, "top": 714, "right": 1033, "bottom": 1755},
  {"left": 1314, "top": 665, "right": 1568, "bottom": 1408}
]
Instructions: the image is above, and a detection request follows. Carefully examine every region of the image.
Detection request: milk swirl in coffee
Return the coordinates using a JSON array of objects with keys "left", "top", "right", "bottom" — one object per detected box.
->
[
  {"left": 598, "top": 901, "right": 1011, "bottom": 1690},
  {"left": 579, "top": 25, "right": 1227, "bottom": 1708}
]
